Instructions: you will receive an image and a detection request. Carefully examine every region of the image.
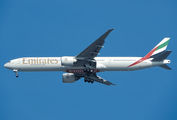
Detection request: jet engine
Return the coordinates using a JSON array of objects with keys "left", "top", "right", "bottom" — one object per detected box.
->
[
  {"left": 61, "top": 56, "right": 77, "bottom": 66},
  {"left": 62, "top": 73, "right": 76, "bottom": 83}
]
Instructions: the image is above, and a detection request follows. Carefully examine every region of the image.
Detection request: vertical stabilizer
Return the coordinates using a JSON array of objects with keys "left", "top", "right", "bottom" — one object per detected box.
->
[
  {"left": 152, "top": 50, "right": 172, "bottom": 61},
  {"left": 128, "top": 38, "right": 170, "bottom": 67},
  {"left": 150, "top": 38, "right": 170, "bottom": 58}
]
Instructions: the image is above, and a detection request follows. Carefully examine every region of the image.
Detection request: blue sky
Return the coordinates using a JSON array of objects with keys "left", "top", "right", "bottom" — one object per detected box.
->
[{"left": 0, "top": 0, "right": 177, "bottom": 120}]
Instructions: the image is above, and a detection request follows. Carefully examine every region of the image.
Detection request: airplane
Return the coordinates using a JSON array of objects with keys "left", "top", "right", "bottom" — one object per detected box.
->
[{"left": 4, "top": 28, "right": 172, "bottom": 86}]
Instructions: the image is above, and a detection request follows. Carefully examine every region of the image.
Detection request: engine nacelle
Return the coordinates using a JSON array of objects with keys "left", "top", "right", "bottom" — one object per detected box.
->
[
  {"left": 61, "top": 56, "right": 77, "bottom": 66},
  {"left": 62, "top": 73, "right": 76, "bottom": 83}
]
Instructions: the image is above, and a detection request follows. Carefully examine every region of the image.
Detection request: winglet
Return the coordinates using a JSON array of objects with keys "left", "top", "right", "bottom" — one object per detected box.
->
[
  {"left": 106, "top": 28, "right": 115, "bottom": 34},
  {"left": 109, "top": 28, "right": 115, "bottom": 31}
]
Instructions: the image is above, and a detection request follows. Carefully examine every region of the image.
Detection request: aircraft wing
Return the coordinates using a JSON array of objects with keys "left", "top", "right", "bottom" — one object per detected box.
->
[
  {"left": 74, "top": 29, "right": 115, "bottom": 86},
  {"left": 75, "top": 28, "right": 114, "bottom": 59},
  {"left": 89, "top": 74, "right": 116, "bottom": 86}
]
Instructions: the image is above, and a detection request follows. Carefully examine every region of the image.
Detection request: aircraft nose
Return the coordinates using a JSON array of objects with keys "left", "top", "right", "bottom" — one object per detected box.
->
[
  {"left": 4, "top": 63, "right": 8, "bottom": 68},
  {"left": 4, "top": 63, "right": 11, "bottom": 69}
]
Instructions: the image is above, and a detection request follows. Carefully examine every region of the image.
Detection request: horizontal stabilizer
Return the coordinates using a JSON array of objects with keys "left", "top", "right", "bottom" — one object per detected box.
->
[
  {"left": 159, "top": 64, "right": 172, "bottom": 70},
  {"left": 152, "top": 50, "right": 172, "bottom": 61}
]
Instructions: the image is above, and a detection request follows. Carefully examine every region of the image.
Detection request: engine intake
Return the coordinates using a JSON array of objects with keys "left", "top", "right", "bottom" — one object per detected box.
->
[
  {"left": 61, "top": 56, "right": 77, "bottom": 66},
  {"left": 62, "top": 73, "right": 76, "bottom": 83}
]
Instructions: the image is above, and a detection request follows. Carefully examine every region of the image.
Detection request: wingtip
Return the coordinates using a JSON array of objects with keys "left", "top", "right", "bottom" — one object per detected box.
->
[
  {"left": 109, "top": 28, "right": 115, "bottom": 31},
  {"left": 111, "top": 83, "right": 116, "bottom": 86}
]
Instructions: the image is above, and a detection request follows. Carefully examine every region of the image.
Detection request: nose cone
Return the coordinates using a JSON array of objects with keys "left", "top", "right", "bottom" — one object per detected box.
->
[
  {"left": 4, "top": 63, "right": 11, "bottom": 69},
  {"left": 4, "top": 63, "right": 8, "bottom": 68}
]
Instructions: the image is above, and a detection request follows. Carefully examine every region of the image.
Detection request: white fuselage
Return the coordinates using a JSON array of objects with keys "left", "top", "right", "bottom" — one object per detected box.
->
[{"left": 4, "top": 57, "right": 170, "bottom": 73}]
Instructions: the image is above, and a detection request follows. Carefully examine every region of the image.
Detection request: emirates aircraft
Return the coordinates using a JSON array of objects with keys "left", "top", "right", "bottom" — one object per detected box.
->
[{"left": 4, "top": 29, "right": 172, "bottom": 86}]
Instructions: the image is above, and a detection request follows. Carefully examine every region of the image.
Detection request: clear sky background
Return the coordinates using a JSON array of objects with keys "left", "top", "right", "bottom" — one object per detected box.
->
[{"left": 0, "top": 0, "right": 177, "bottom": 120}]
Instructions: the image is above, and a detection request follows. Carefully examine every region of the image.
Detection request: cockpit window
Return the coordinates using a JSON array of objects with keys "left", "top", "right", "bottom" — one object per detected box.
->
[{"left": 8, "top": 61, "right": 11, "bottom": 63}]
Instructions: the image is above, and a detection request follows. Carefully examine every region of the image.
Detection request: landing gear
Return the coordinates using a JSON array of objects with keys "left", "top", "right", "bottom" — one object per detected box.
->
[
  {"left": 84, "top": 78, "right": 94, "bottom": 84},
  {"left": 84, "top": 68, "right": 92, "bottom": 73},
  {"left": 84, "top": 78, "right": 88, "bottom": 82},
  {"left": 83, "top": 61, "right": 95, "bottom": 73},
  {"left": 83, "top": 62, "right": 96, "bottom": 84},
  {"left": 13, "top": 69, "right": 19, "bottom": 77}
]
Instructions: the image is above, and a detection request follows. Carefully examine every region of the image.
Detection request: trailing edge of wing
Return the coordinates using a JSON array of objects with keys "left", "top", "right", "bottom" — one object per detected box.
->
[
  {"left": 76, "top": 28, "right": 114, "bottom": 59},
  {"left": 89, "top": 74, "right": 116, "bottom": 86}
]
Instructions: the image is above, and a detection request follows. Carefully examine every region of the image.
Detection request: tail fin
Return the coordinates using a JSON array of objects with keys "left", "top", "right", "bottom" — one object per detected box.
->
[
  {"left": 150, "top": 38, "right": 170, "bottom": 58},
  {"left": 152, "top": 50, "right": 172, "bottom": 61},
  {"left": 141, "top": 37, "right": 170, "bottom": 60},
  {"left": 128, "top": 38, "right": 171, "bottom": 67},
  {"left": 149, "top": 38, "right": 172, "bottom": 70}
]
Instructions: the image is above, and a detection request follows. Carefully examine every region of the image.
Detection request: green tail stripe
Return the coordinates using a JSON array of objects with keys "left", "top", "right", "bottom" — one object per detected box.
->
[{"left": 156, "top": 39, "right": 170, "bottom": 51}]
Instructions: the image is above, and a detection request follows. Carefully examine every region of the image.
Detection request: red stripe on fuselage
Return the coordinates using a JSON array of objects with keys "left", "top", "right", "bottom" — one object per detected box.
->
[
  {"left": 66, "top": 69, "right": 100, "bottom": 73},
  {"left": 128, "top": 46, "right": 158, "bottom": 67}
]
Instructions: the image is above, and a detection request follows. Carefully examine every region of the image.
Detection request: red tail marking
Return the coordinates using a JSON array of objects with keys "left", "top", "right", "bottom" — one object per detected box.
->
[{"left": 128, "top": 46, "right": 158, "bottom": 67}]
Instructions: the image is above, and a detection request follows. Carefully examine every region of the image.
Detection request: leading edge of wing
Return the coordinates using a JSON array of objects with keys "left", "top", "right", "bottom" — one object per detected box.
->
[{"left": 76, "top": 28, "right": 114, "bottom": 59}]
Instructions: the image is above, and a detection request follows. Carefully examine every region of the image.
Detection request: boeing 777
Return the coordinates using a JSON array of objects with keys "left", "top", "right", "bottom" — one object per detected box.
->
[{"left": 4, "top": 29, "right": 172, "bottom": 86}]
